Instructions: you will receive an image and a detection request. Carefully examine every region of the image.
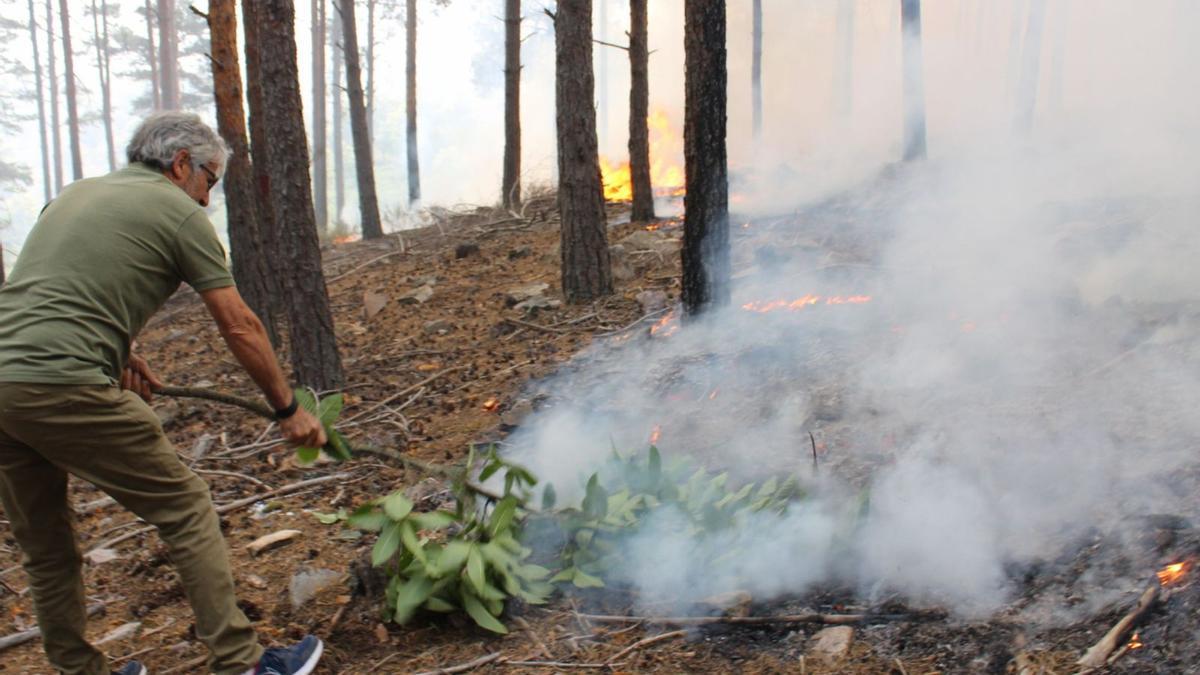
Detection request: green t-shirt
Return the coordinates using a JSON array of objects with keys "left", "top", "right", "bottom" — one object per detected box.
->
[{"left": 0, "top": 163, "right": 235, "bottom": 385}]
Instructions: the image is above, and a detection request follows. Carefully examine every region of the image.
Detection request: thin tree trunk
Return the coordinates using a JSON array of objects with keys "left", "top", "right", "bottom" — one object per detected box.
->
[
  {"left": 750, "top": 0, "right": 761, "bottom": 140},
  {"left": 0, "top": 246, "right": 5, "bottom": 285},
  {"left": 366, "top": 0, "right": 375, "bottom": 143},
  {"left": 312, "top": 0, "right": 327, "bottom": 231},
  {"left": 60, "top": 0, "right": 83, "bottom": 180},
  {"left": 158, "top": 0, "right": 179, "bottom": 109},
  {"left": 206, "top": 0, "right": 277, "bottom": 345},
  {"left": 91, "top": 0, "right": 116, "bottom": 171},
  {"left": 255, "top": 0, "right": 343, "bottom": 390},
  {"left": 501, "top": 0, "right": 521, "bottom": 209},
  {"left": 405, "top": 0, "right": 420, "bottom": 205},
  {"left": 1014, "top": 0, "right": 1047, "bottom": 134},
  {"left": 145, "top": 0, "right": 160, "bottom": 109},
  {"left": 331, "top": 7, "right": 345, "bottom": 221},
  {"left": 834, "top": 0, "right": 854, "bottom": 118},
  {"left": 46, "top": 0, "right": 63, "bottom": 192},
  {"left": 628, "top": 0, "right": 654, "bottom": 222},
  {"left": 341, "top": 0, "right": 382, "bottom": 239},
  {"left": 554, "top": 0, "right": 611, "bottom": 303},
  {"left": 242, "top": 0, "right": 282, "bottom": 346},
  {"left": 28, "top": 0, "right": 51, "bottom": 202},
  {"left": 900, "top": 0, "right": 926, "bottom": 162},
  {"left": 681, "top": 0, "right": 729, "bottom": 316},
  {"left": 597, "top": 0, "right": 607, "bottom": 146}
]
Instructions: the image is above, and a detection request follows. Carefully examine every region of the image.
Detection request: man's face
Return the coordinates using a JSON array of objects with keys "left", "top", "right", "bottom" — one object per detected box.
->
[{"left": 167, "top": 149, "right": 222, "bottom": 207}]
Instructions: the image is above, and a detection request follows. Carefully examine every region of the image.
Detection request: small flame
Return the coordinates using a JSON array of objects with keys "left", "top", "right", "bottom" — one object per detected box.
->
[
  {"left": 1127, "top": 632, "right": 1144, "bottom": 650},
  {"left": 708, "top": 388, "right": 719, "bottom": 400},
  {"left": 332, "top": 234, "right": 361, "bottom": 245},
  {"left": 742, "top": 295, "right": 872, "bottom": 313},
  {"left": 601, "top": 109, "right": 686, "bottom": 202},
  {"left": 1157, "top": 562, "right": 1187, "bottom": 586},
  {"left": 482, "top": 398, "right": 500, "bottom": 412},
  {"left": 650, "top": 310, "right": 680, "bottom": 338},
  {"left": 649, "top": 424, "right": 662, "bottom": 446}
]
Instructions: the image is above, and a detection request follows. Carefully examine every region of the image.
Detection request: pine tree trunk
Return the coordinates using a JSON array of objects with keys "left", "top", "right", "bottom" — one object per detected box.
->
[
  {"left": 331, "top": 7, "right": 345, "bottom": 222},
  {"left": 1014, "top": 0, "right": 1046, "bottom": 134},
  {"left": 405, "top": 0, "right": 420, "bottom": 206},
  {"left": 59, "top": 0, "right": 83, "bottom": 180},
  {"left": 243, "top": 0, "right": 284, "bottom": 346},
  {"left": 46, "top": 0, "right": 63, "bottom": 193},
  {"left": 750, "top": 0, "right": 762, "bottom": 140},
  {"left": 834, "top": 0, "right": 854, "bottom": 117},
  {"left": 341, "top": 0, "right": 382, "bottom": 239},
  {"left": 501, "top": 0, "right": 521, "bottom": 209},
  {"left": 311, "top": 0, "right": 327, "bottom": 231},
  {"left": 255, "top": 0, "right": 343, "bottom": 389},
  {"left": 681, "top": 0, "right": 729, "bottom": 316},
  {"left": 596, "top": 0, "right": 607, "bottom": 146},
  {"left": 901, "top": 0, "right": 927, "bottom": 162},
  {"left": 206, "top": 0, "right": 277, "bottom": 345},
  {"left": 366, "top": 0, "right": 375, "bottom": 143},
  {"left": 28, "top": 0, "right": 51, "bottom": 202},
  {"left": 91, "top": 0, "right": 116, "bottom": 171},
  {"left": 0, "top": 246, "right": 5, "bottom": 285},
  {"left": 145, "top": 0, "right": 160, "bottom": 109},
  {"left": 554, "top": 0, "right": 611, "bottom": 303},
  {"left": 158, "top": 0, "right": 179, "bottom": 109},
  {"left": 628, "top": 0, "right": 654, "bottom": 222}
]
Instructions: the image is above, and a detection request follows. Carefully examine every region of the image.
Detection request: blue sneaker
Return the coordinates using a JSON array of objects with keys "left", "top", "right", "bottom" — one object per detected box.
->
[
  {"left": 112, "top": 661, "right": 147, "bottom": 675},
  {"left": 253, "top": 635, "right": 324, "bottom": 675}
]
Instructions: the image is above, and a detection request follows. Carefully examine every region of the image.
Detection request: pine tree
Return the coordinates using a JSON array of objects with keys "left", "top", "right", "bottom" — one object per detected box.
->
[
  {"left": 628, "top": 0, "right": 654, "bottom": 222},
  {"left": 901, "top": 0, "right": 926, "bottom": 161},
  {"left": 339, "top": 0, "right": 382, "bottom": 239},
  {"left": 312, "top": 0, "right": 327, "bottom": 230},
  {"left": 59, "top": 0, "right": 83, "bottom": 180},
  {"left": 501, "top": 0, "right": 520, "bottom": 209}
]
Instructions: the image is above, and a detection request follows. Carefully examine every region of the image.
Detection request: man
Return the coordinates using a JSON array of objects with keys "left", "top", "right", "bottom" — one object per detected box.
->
[{"left": 0, "top": 112, "right": 327, "bottom": 675}]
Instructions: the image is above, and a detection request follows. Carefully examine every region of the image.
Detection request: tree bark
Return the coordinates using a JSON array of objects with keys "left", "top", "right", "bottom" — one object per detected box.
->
[
  {"left": 158, "top": 0, "right": 179, "bottom": 109},
  {"left": 834, "top": 0, "right": 854, "bottom": 117},
  {"left": 1014, "top": 0, "right": 1046, "bottom": 134},
  {"left": 366, "top": 0, "right": 375, "bottom": 143},
  {"left": 28, "top": 0, "right": 51, "bottom": 202},
  {"left": 0, "top": 246, "right": 5, "bottom": 285},
  {"left": 405, "top": 0, "right": 420, "bottom": 206},
  {"left": 91, "top": 0, "right": 117, "bottom": 171},
  {"left": 596, "top": 0, "right": 607, "bottom": 145},
  {"left": 628, "top": 0, "right": 654, "bottom": 222},
  {"left": 255, "top": 0, "right": 343, "bottom": 389},
  {"left": 206, "top": 0, "right": 277, "bottom": 345},
  {"left": 681, "top": 0, "right": 729, "bottom": 316},
  {"left": 331, "top": 7, "right": 345, "bottom": 222},
  {"left": 340, "top": 0, "right": 383, "bottom": 239},
  {"left": 241, "top": 0, "right": 282, "bottom": 346},
  {"left": 750, "top": 0, "right": 762, "bottom": 141},
  {"left": 46, "top": 0, "right": 62, "bottom": 193},
  {"left": 554, "top": 0, "right": 611, "bottom": 303},
  {"left": 900, "top": 0, "right": 926, "bottom": 162},
  {"left": 145, "top": 0, "right": 160, "bottom": 109},
  {"left": 312, "top": 0, "right": 327, "bottom": 230},
  {"left": 501, "top": 0, "right": 521, "bottom": 209},
  {"left": 59, "top": 0, "right": 83, "bottom": 180}
]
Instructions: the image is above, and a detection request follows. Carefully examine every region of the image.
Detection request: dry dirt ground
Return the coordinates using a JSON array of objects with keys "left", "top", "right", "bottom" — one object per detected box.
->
[{"left": 1, "top": 193, "right": 1197, "bottom": 674}]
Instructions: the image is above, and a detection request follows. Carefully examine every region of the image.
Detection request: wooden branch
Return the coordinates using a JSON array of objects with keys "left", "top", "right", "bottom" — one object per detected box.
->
[
  {"left": 593, "top": 37, "right": 630, "bottom": 51},
  {"left": 1075, "top": 583, "right": 1160, "bottom": 671},
  {"left": 578, "top": 611, "right": 944, "bottom": 627},
  {"left": 156, "top": 385, "right": 273, "bottom": 418},
  {"left": 0, "top": 602, "right": 105, "bottom": 652},
  {"left": 502, "top": 661, "right": 613, "bottom": 669},
  {"left": 187, "top": 4, "right": 207, "bottom": 19},
  {"left": 543, "top": 8, "right": 556, "bottom": 22},
  {"left": 413, "top": 651, "right": 504, "bottom": 675},
  {"left": 606, "top": 629, "right": 686, "bottom": 665},
  {"left": 504, "top": 317, "right": 566, "bottom": 334}
]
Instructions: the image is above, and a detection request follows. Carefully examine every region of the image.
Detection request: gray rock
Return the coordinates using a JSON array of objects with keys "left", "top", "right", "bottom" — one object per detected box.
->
[
  {"left": 398, "top": 285, "right": 435, "bottom": 305},
  {"left": 808, "top": 626, "right": 853, "bottom": 661},
  {"left": 423, "top": 319, "right": 453, "bottom": 335},
  {"left": 636, "top": 290, "right": 670, "bottom": 314},
  {"left": 501, "top": 399, "right": 535, "bottom": 427},
  {"left": 514, "top": 296, "right": 562, "bottom": 313},
  {"left": 508, "top": 246, "right": 532, "bottom": 260},
  {"left": 620, "top": 230, "right": 662, "bottom": 252},
  {"left": 610, "top": 244, "right": 636, "bottom": 282},
  {"left": 505, "top": 282, "right": 550, "bottom": 307}
]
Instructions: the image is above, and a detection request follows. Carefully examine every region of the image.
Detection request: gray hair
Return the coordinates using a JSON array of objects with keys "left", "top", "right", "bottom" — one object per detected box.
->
[{"left": 125, "top": 111, "right": 229, "bottom": 176}]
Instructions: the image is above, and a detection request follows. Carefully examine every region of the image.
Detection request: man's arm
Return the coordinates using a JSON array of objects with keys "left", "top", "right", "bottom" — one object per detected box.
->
[{"left": 199, "top": 286, "right": 326, "bottom": 447}]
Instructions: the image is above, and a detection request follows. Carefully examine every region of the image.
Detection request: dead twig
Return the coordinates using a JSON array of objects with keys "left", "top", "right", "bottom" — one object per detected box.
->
[
  {"left": 501, "top": 661, "right": 614, "bottom": 669},
  {"left": 412, "top": 651, "right": 505, "bottom": 675},
  {"left": 328, "top": 249, "right": 406, "bottom": 284},
  {"left": 579, "top": 611, "right": 944, "bottom": 627},
  {"left": 606, "top": 629, "right": 687, "bottom": 665},
  {"left": 342, "top": 365, "right": 470, "bottom": 425},
  {"left": 595, "top": 307, "right": 671, "bottom": 338},
  {"left": 504, "top": 317, "right": 567, "bottom": 334},
  {"left": 192, "top": 468, "right": 272, "bottom": 489},
  {"left": 0, "top": 602, "right": 105, "bottom": 652},
  {"left": 156, "top": 385, "right": 273, "bottom": 418},
  {"left": 1075, "top": 583, "right": 1160, "bottom": 672},
  {"left": 513, "top": 616, "right": 552, "bottom": 660}
]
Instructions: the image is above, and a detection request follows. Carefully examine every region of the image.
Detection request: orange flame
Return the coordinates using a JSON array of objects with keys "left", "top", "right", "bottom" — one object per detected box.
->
[
  {"left": 650, "top": 310, "right": 680, "bottom": 338},
  {"left": 649, "top": 424, "right": 662, "bottom": 446},
  {"left": 482, "top": 398, "right": 500, "bottom": 412},
  {"left": 742, "top": 295, "right": 872, "bottom": 313},
  {"left": 1127, "top": 632, "right": 1144, "bottom": 650},
  {"left": 1157, "top": 562, "right": 1187, "bottom": 586},
  {"left": 601, "top": 109, "right": 686, "bottom": 202},
  {"left": 332, "top": 234, "right": 361, "bottom": 245}
]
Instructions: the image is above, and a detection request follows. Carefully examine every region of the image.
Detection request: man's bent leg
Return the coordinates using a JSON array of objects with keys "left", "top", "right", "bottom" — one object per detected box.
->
[
  {"left": 0, "top": 426, "right": 106, "bottom": 675},
  {"left": 4, "top": 385, "right": 263, "bottom": 674}
]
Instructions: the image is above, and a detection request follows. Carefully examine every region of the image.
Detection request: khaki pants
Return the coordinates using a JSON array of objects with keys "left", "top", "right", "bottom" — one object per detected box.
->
[{"left": 0, "top": 383, "right": 263, "bottom": 675}]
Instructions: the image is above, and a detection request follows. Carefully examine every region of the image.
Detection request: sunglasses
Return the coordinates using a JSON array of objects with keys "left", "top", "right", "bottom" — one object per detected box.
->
[{"left": 200, "top": 164, "right": 219, "bottom": 191}]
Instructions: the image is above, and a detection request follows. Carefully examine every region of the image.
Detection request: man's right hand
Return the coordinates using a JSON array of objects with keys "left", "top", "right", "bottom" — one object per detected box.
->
[{"left": 279, "top": 408, "right": 327, "bottom": 448}]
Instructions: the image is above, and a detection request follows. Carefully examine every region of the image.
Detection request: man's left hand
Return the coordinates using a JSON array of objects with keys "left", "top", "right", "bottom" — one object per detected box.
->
[{"left": 122, "top": 354, "right": 164, "bottom": 402}]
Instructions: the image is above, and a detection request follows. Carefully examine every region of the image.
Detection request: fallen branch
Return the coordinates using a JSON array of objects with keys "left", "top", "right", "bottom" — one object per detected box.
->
[
  {"left": 156, "top": 385, "right": 272, "bottom": 418},
  {"left": 578, "top": 611, "right": 944, "bottom": 627},
  {"left": 606, "top": 629, "right": 687, "bottom": 665},
  {"left": 1076, "top": 583, "right": 1160, "bottom": 672},
  {"left": 413, "top": 651, "right": 504, "bottom": 675},
  {"left": 504, "top": 317, "right": 567, "bottom": 334},
  {"left": 328, "top": 249, "right": 406, "bottom": 284},
  {"left": 341, "top": 365, "right": 470, "bottom": 424},
  {"left": 0, "top": 602, "right": 105, "bottom": 652},
  {"left": 502, "top": 661, "right": 614, "bottom": 669}
]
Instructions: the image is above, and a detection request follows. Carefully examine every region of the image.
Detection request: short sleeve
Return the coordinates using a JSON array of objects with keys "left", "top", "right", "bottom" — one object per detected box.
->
[{"left": 174, "top": 211, "right": 235, "bottom": 291}]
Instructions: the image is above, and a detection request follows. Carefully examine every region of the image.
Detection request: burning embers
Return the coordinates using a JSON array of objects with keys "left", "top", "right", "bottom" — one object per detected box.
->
[
  {"left": 1156, "top": 561, "right": 1188, "bottom": 587},
  {"left": 742, "top": 295, "right": 872, "bottom": 313},
  {"left": 600, "top": 109, "right": 686, "bottom": 202}
]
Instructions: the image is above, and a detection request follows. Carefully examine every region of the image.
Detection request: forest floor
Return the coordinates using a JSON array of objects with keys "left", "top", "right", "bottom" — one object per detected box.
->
[{"left": 1, "top": 186, "right": 1198, "bottom": 674}]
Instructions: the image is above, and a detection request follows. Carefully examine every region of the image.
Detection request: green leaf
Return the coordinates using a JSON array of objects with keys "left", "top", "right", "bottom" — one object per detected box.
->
[
  {"left": 432, "top": 541, "right": 472, "bottom": 577},
  {"left": 516, "top": 564, "right": 551, "bottom": 581},
  {"left": 466, "top": 545, "right": 486, "bottom": 595},
  {"left": 410, "top": 511, "right": 457, "bottom": 531},
  {"left": 755, "top": 476, "right": 778, "bottom": 500},
  {"left": 479, "top": 459, "right": 503, "bottom": 482},
  {"left": 549, "top": 567, "right": 576, "bottom": 584},
  {"left": 392, "top": 573, "right": 434, "bottom": 624},
  {"left": 425, "top": 596, "right": 457, "bottom": 612},
  {"left": 372, "top": 521, "right": 403, "bottom": 566},
  {"left": 383, "top": 492, "right": 414, "bottom": 521},
  {"left": 541, "top": 484, "right": 557, "bottom": 510},
  {"left": 488, "top": 496, "right": 519, "bottom": 538},
  {"left": 324, "top": 429, "right": 353, "bottom": 461},
  {"left": 317, "top": 393, "right": 344, "bottom": 426},
  {"left": 572, "top": 569, "right": 605, "bottom": 588},
  {"left": 582, "top": 474, "right": 609, "bottom": 519},
  {"left": 295, "top": 445, "right": 320, "bottom": 465},
  {"left": 648, "top": 445, "right": 662, "bottom": 482},
  {"left": 399, "top": 520, "right": 427, "bottom": 564},
  {"left": 462, "top": 590, "right": 508, "bottom": 634},
  {"left": 311, "top": 511, "right": 341, "bottom": 525},
  {"left": 347, "top": 507, "right": 388, "bottom": 532},
  {"left": 294, "top": 388, "right": 318, "bottom": 415}
]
